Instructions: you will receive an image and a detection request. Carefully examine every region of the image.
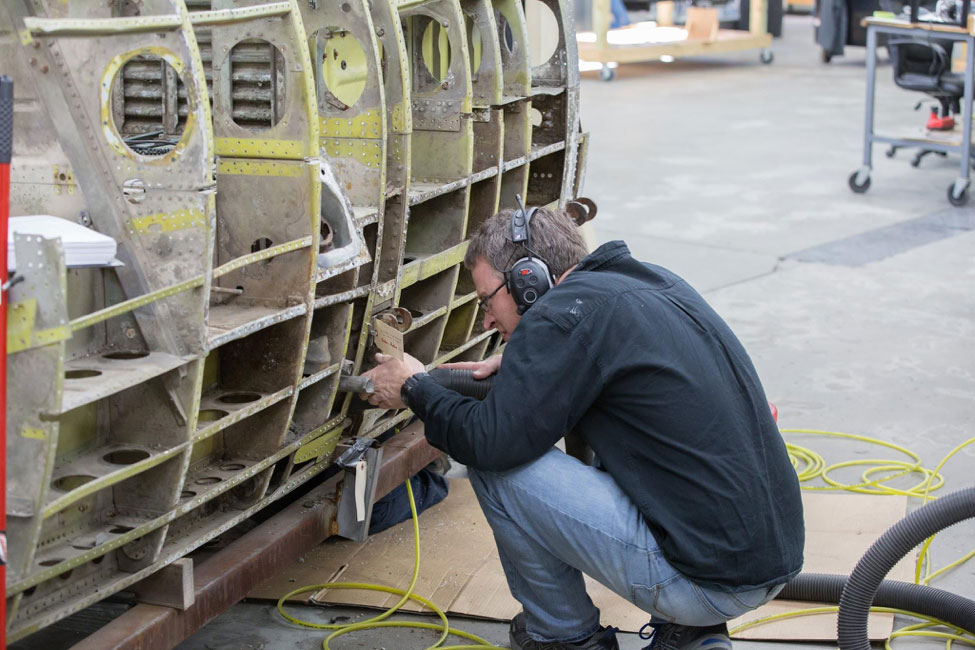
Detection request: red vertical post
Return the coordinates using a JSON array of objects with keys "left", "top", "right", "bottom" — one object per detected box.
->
[{"left": 0, "top": 74, "right": 14, "bottom": 650}]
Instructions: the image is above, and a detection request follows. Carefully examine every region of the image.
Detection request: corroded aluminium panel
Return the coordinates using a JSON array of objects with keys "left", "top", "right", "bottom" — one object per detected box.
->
[{"left": 3, "top": 0, "right": 587, "bottom": 641}]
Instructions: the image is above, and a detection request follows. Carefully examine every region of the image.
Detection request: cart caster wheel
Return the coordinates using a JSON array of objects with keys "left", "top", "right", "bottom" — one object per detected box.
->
[
  {"left": 947, "top": 180, "right": 970, "bottom": 206},
  {"left": 600, "top": 65, "right": 616, "bottom": 82},
  {"left": 761, "top": 49, "right": 774, "bottom": 64},
  {"left": 885, "top": 146, "right": 897, "bottom": 158},
  {"left": 848, "top": 170, "right": 871, "bottom": 193},
  {"left": 910, "top": 154, "right": 922, "bottom": 168},
  {"left": 821, "top": 48, "right": 832, "bottom": 63}
]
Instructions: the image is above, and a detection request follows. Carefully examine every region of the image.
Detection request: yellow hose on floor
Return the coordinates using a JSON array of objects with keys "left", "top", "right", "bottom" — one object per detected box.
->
[{"left": 277, "top": 479, "right": 503, "bottom": 650}]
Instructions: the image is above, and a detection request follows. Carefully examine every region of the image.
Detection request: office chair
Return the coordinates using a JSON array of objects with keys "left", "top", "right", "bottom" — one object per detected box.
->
[{"left": 884, "top": 38, "right": 974, "bottom": 168}]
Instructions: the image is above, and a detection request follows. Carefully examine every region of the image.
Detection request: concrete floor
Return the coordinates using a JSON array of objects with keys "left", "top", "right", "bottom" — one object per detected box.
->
[{"left": 180, "top": 13, "right": 974, "bottom": 650}]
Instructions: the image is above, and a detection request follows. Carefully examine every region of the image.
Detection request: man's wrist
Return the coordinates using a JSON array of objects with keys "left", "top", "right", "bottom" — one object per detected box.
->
[{"left": 400, "top": 372, "right": 430, "bottom": 410}]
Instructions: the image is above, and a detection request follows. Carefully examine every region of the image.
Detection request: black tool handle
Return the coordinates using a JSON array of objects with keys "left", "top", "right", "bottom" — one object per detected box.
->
[{"left": 0, "top": 76, "right": 12, "bottom": 165}]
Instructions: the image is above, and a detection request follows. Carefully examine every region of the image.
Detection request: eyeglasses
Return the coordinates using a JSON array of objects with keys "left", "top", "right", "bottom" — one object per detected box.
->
[{"left": 478, "top": 280, "right": 507, "bottom": 314}]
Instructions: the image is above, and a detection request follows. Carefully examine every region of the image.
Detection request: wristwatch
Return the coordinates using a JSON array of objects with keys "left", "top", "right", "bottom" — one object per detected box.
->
[{"left": 400, "top": 372, "right": 429, "bottom": 410}]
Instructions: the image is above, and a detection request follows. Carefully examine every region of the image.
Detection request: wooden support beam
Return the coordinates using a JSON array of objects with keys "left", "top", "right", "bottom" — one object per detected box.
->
[{"left": 130, "top": 559, "right": 195, "bottom": 610}]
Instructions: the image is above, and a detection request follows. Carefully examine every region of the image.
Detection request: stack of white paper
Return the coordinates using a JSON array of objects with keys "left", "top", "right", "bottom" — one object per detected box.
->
[{"left": 8, "top": 216, "right": 118, "bottom": 271}]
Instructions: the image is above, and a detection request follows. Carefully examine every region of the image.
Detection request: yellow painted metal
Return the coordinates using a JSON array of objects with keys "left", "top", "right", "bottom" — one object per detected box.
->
[
  {"left": 212, "top": 236, "right": 313, "bottom": 279},
  {"left": 188, "top": 3, "right": 291, "bottom": 25},
  {"left": 294, "top": 428, "right": 342, "bottom": 463},
  {"left": 214, "top": 138, "right": 306, "bottom": 159},
  {"left": 193, "top": 387, "right": 294, "bottom": 442},
  {"left": 7, "top": 300, "right": 37, "bottom": 354},
  {"left": 23, "top": 15, "right": 183, "bottom": 36},
  {"left": 51, "top": 165, "right": 76, "bottom": 195},
  {"left": 466, "top": 15, "right": 483, "bottom": 75},
  {"left": 399, "top": 241, "right": 468, "bottom": 288},
  {"left": 19, "top": 427, "right": 46, "bottom": 441},
  {"left": 320, "top": 110, "right": 383, "bottom": 139},
  {"left": 421, "top": 20, "right": 451, "bottom": 82},
  {"left": 130, "top": 209, "right": 206, "bottom": 234},
  {"left": 216, "top": 159, "right": 305, "bottom": 178},
  {"left": 69, "top": 276, "right": 206, "bottom": 333},
  {"left": 322, "top": 138, "right": 383, "bottom": 167},
  {"left": 33, "top": 326, "right": 71, "bottom": 347},
  {"left": 6, "top": 300, "right": 70, "bottom": 354},
  {"left": 321, "top": 30, "right": 369, "bottom": 108},
  {"left": 391, "top": 103, "right": 409, "bottom": 133},
  {"left": 42, "top": 445, "right": 188, "bottom": 519},
  {"left": 99, "top": 47, "right": 199, "bottom": 165},
  {"left": 287, "top": 1, "right": 322, "bottom": 161}
]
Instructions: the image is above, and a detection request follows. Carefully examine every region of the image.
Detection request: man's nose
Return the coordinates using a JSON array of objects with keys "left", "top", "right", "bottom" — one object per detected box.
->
[{"left": 483, "top": 311, "right": 495, "bottom": 330}]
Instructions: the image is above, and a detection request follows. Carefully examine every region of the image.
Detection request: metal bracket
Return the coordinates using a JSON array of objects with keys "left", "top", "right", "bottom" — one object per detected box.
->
[{"left": 335, "top": 440, "right": 383, "bottom": 542}]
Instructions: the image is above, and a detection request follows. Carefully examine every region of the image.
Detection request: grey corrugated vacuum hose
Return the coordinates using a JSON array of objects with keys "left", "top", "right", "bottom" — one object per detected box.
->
[
  {"left": 428, "top": 368, "right": 493, "bottom": 401},
  {"left": 830, "top": 486, "right": 975, "bottom": 650},
  {"left": 782, "top": 572, "right": 975, "bottom": 644}
]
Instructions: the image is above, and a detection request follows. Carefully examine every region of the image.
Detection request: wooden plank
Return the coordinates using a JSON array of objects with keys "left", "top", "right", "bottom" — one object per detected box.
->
[
  {"left": 130, "top": 559, "right": 195, "bottom": 610},
  {"left": 578, "top": 32, "right": 772, "bottom": 63}
]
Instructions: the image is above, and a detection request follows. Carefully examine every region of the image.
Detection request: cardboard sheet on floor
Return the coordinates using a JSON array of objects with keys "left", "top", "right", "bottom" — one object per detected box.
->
[{"left": 250, "top": 480, "right": 910, "bottom": 641}]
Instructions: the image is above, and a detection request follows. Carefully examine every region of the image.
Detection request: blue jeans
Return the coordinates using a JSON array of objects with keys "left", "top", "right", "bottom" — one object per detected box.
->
[{"left": 467, "top": 448, "right": 783, "bottom": 644}]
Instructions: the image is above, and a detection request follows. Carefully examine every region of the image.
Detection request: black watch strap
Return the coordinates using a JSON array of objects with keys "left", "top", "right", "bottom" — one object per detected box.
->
[{"left": 401, "top": 372, "right": 429, "bottom": 409}]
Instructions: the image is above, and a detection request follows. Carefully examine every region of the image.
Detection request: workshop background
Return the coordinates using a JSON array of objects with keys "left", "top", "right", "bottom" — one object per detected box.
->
[{"left": 6, "top": 4, "right": 975, "bottom": 650}]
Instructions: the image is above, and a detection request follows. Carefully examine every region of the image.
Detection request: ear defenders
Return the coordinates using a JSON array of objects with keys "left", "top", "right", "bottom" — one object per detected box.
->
[{"left": 507, "top": 195, "right": 555, "bottom": 315}]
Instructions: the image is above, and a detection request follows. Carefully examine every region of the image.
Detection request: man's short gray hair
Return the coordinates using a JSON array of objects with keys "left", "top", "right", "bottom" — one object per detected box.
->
[{"left": 464, "top": 207, "right": 589, "bottom": 279}]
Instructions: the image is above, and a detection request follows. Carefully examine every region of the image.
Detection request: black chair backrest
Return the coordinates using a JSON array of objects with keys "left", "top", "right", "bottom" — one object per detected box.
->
[{"left": 889, "top": 37, "right": 952, "bottom": 79}]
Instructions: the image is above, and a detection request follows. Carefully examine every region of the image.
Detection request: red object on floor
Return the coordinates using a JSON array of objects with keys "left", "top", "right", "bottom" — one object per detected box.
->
[
  {"left": 927, "top": 107, "right": 955, "bottom": 131},
  {"left": 768, "top": 401, "right": 778, "bottom": 423}
]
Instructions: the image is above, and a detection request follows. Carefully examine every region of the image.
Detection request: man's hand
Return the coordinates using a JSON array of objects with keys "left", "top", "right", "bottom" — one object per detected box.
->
[
  {"left": 360, "top": 352, "right": 425, "bottom": 410},
  {"left": 440, "top": 352, "right": 502, "bottom": 379}
]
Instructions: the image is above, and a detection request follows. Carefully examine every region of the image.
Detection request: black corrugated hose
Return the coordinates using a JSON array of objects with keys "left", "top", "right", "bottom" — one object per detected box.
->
[
  {"left": 783, "top": 571, "right": 975, "bottom": 646},
  {"left": 428, "top": 368, "right": 493, "bottom": 401},
  {"left": 430, "top": 370, "right": 975, "bottom": 649},
  {"left": 831, "top": 486, "right": 975, "bottom": 650}
]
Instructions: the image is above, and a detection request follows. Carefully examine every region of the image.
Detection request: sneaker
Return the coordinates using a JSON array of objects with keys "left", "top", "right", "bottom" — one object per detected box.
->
[
  {"left": 639, "top": 621, "right": 732, "bottom": 650},
  {"left": 509, "top": 612, "right": 620, "bottom": 650}
]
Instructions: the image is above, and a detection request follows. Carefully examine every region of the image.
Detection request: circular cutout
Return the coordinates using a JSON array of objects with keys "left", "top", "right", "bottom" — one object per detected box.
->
[
  {"left": 180, "top": 490, "right": 197, "bottom": 499},
  {"left": 65, "top": 369, "right": 102, "bottom": 380},
  {"left": 195, "top": 476, "right": 222, "bottom": 485},
  {"left": 251, "top": 237, "right": 273, "bottom": 253},
  {"left": 229, "top": 39, "right": 287, "bottom": 130},
  {"left": 197, "top": 409, "right": 229, "bottom": 423},
  {"left": 217, "top": 392, "right": 262, "bottom": 404},
  {"left": 422, "top": 19, "right": 451, "bottom": 83},
  {"left": 319, "top": 28, "right": 368, "bottom": 109},
  {"left": 220, "top": 462, "right": 246, "bottom": 472},
  {"left": 524, "top": 0, "right": 559, "bottom": 67},
  {"left": 109, "top": 54, "right": 188, "bottom": 158},
  {"left": 103, "top": 350, "right": 150, "bottom": 360},
  {"left": 54, "top": 475, "right": 97, "bottom": 491},
  {"left": 465, "top": 15, "right": 482, "bottom": 75},
  {"left": 92, "top": 555, "right": 105, "bottom": 565},
  {"left": 38, "top": 559, "right": 63, "bottom": 567},
  {"left": 110, "top": 526, "right": 134, "bottom": 534},
  {"left": 104, "top": 449, "right": 151, "bottom": 465},
  {"left": 530, "top": 107, "right": 543, "bottom": 127},
  {"left": 497, "top": 12, "right": 516, "bottom": 54}
]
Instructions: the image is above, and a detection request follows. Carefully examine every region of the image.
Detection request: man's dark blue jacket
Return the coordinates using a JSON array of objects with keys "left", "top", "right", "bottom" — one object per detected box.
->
[{"left": 409, "top": 241, "right": 804, "bottom": 591}]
